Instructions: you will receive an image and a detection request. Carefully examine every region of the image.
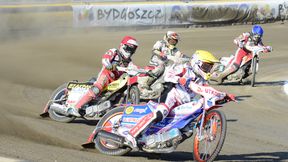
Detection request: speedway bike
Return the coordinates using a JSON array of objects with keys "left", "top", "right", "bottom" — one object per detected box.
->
[
  {"left": 209, "top": 46, "right": 270, "bottom": 86},
  {"left": 40, "top": 67, "right": 146, "bottom": 123},
  {"left": 82, "top": 82, "right": 236, "bottom": 162}
]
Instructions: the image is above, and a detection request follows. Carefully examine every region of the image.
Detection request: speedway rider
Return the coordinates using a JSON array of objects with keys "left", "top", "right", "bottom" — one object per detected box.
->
[
  {"left": 139, "top": 31, "right": 183, "bottom": 96},
  {"left": 67, "top": 36, "right": 139, "bottom": 117},
  {"left": 210, "top": 25, "right": 272, "bottom": 84},
  {"left": 124, "top": 50, "right": 230, "bottom": 149}
]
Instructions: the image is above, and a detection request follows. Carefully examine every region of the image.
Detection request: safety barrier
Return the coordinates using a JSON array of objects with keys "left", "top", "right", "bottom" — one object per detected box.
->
[{"left": 72, "top": 0, "right": 288, "bottom": 27}]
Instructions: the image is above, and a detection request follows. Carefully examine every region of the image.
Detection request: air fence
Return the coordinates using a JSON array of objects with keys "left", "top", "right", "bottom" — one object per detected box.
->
[{"left": 72, "top": 0, "right": 288, "bottom": 27}]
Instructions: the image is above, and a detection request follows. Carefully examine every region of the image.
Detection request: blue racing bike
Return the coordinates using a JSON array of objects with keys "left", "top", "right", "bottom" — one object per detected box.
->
[{"left": 82, "top": 82, "right": 236, "bottom": 162}]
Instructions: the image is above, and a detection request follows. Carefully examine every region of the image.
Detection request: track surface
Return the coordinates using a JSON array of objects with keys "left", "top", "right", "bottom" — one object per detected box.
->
[{"left": 0, "top": 16, "right": 288, "bottom": 161}]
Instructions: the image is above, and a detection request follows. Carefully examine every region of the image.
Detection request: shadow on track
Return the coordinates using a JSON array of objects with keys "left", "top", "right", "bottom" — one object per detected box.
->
[
  {"left": 219, "top": 80, "right": 287, "bottom": 87},
  {"left": 126, "top": 151, "right": 288, "bottom": 161},
  {"left": 70, "top": 119, "right": 99, "bottom": 126},
  {"left": 125, "top": 151, "right": 194, "bottom": 161},
  {"left": 255, "top": 80, "right": 287, "bottom": 87},
  {"left": 39, "top": 116, "right": 99, "bottom": 126},
  {"left": 218, "top": 151, "right": 288, "bottom": 161},
  {"left": 235, "top": 95, "right": 252, "bottom": 102}
]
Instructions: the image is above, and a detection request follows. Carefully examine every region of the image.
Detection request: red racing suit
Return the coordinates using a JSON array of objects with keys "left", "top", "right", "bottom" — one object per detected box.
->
[
  {"left": 95, "top": 48, "right": 133, "bottom": 91},
  {"left": 231, "top": 32, "right": 265, "bottom": 67},
  {"left": 75, "top": 48, "right": 136, "bottom": 109}
]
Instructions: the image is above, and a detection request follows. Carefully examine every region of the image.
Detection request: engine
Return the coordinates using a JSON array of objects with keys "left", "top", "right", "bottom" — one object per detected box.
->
[{"left": 140, "top": 128, "right": 182, "bottom": 149}]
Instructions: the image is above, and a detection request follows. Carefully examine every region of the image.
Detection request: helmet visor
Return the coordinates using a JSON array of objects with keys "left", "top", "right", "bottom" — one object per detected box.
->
[
  {"left": 168, "top": 38, "right": 178, "bottom": 45},
  {"left": 200, "top": 62, "right": 214, "bottom": 73},
  {"left": 252, "top": 34, "right": 261, "bottom": 42},
  {"left": 123, "top": 44, "right": 137, "bottom": 55}
]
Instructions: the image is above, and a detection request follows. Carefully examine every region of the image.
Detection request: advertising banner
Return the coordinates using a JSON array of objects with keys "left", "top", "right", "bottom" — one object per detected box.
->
[
  {"left": 73, "top": 4, "right": 165, "bottom": 27},
  {"left": 73, "top": 0, "right": 288, "bottom": 27},
  {"left": 166, "top": 1, "right": 288, "bottom": 25}
]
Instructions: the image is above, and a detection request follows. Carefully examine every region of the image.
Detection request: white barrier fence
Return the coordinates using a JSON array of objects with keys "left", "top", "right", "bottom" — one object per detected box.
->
[{"left": 72, "top": 0, "right": 288, "bottom": 27}]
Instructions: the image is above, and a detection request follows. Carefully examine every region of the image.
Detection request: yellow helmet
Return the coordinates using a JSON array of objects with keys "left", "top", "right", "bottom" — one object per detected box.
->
[
  {"left": 190, "top": 50, "right": 219, "bottom": 80},
  {"left": 193, "top": 50, "right": 219, "bottom": 64}
]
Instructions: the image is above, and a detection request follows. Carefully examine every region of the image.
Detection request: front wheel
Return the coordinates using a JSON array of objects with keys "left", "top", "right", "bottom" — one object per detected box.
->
[
  {"left": 94, "top": 107, "right": 131, "bottom": 156},
  {"left": 251, "top": 56, "right": 258, "bottom": 87},
  {"left": 48, "top": 83, "right": 76, "bottom": 123},
  {"left": 193, "top": 110, "right": 227, "bottom": 162},
  {"left": 126, "top": 85, "right": 140, "bottom": 104}
]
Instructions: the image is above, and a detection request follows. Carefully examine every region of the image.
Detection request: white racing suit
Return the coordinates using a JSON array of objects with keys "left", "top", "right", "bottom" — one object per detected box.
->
[
  {"left": 139, "top": 40, "right": 182, "bottom": 97},
  {"left": 125, "top": 63, "right": 210, "bottom": 148}
]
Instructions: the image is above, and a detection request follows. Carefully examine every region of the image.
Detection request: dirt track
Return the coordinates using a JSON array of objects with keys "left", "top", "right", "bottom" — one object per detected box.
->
[{"left": 0, "top": 13, "right": 288, "bottom": 161}]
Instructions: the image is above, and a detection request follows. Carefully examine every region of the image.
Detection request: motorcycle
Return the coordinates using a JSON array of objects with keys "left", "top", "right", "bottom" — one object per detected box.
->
[
  {"left": 82, "top": 82, "right": 236, "bottom": 162},
  {"left": 209, "top": 46, "right": 271, "bottom": 86},
  {"left": 40, "top": 67, "right": 147, "bottom": 123}
]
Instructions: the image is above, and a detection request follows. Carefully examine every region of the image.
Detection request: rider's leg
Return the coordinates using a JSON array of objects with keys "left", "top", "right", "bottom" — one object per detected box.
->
[
  {"left": 67, "top": 73, "right": 108, "bottom": 116},
  {"left": 139, "top": 64, "right": 165, "bottom": 97},
  {"left": 125, "top": 103, "right": 169, "bottom": 149},
  {"left": 124, "top": 87, "right": 178, "bottom": 149},
  {"left": 67, "top": 88, "right": 98, "bottom": 117},
  {"left": 211, "top": 48, "right": 245, "bottom": 84},
  {"left": 215, "top": 63, "right": 239, "bottom": 83}
]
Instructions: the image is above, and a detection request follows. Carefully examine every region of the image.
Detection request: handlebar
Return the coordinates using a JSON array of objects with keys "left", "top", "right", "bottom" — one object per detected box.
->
[
  {"left": 167, "top": 55, "right": 190, "bottom": 64},
  {"left": 116, "top": 66, "right": 147, "bottom": 76},
  {"left": 216, "top": 94, "right": 237, "bottom": 105},
  {"left": 252, "top": 46, "right": 272, "bottom": 56}
]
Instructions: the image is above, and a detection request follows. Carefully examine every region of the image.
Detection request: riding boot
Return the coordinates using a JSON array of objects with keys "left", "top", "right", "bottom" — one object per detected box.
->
[{"left": 211, "top": 64, "right": 238, "bottom": 84}]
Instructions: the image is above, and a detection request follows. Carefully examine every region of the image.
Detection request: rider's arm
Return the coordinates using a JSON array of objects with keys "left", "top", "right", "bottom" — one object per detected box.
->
[
  {"left": 188, "top": 81, "right": 226, "bottom": 99},
  {"left": 233, "top": 33, "right": 249, "bottom": 48},
  {"left": 257, "top": 40, "right": 272, "bottom": 52},
  {"left": 102, "top": 49, "right": 117, "bottom": 70},
  {"left": 152, "top": 40, "right": 168, "bottom": 59},
  {"left": 127, "top": 62, "right": 140, "bottom": 69},
  {"left": 245, "top": 39, "right": 272, "bottom": 53},
  {"left": 164, "top": 65, "right": 185, "bottom": 83}
]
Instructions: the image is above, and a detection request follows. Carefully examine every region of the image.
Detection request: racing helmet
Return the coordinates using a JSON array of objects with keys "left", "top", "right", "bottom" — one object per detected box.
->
[
  {"left": 119, "top": 36, "right": 139, "bottom": 60},
  {"left": 164, "top": 31, "right": 180, "bottom": 46},
  {"left": 190, "top": 50, "right": 220, "bottom": 80},
  {"left": 251, "top": 25, "right": 264, "bottom": 43}
]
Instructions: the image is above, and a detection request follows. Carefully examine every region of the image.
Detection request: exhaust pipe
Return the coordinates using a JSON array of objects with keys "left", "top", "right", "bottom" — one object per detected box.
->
[
  {"left": 49, "top": 103, "right": 69, "bottom": 116},
  {"left": 97, "top": 130, "right": 125, "bottom": 147}
]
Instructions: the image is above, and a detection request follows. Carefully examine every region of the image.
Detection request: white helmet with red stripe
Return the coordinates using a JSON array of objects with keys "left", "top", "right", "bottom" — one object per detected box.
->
[
  {"left": 119, "top": 36, "right": 138, "bottom": 60},
  {"left": 164, "top": 31, "right": 180, "bottom": 46}
]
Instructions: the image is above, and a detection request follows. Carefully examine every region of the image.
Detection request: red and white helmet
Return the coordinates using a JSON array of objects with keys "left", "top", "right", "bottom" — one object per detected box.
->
[
  {"left": 164, "top": 31, "right": 180, "bottom": 46},
  {"left": 119, "top": 36, "right": 138, "bottom": 60}
]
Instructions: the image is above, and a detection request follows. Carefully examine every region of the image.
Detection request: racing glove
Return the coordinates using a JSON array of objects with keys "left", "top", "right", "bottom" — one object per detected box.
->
[{"left": 264, "top": 46, "right": 273, "bottom": 53}]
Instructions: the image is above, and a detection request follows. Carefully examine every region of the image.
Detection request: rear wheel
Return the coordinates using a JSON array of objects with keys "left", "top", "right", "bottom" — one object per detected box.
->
[
  {"left": 48, "top": 83, "right": 76, "bottom": 123},
  {"left": 94, "top": 107, "right": 131, "bottom": 156},
  {"left": 193, "top": 110, "right": 227, "bottom": 162}
]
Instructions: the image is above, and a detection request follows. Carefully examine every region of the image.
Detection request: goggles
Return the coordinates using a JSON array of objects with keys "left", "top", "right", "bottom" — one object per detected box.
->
[
  {"left": 123, "top": 44, "right": 137, "bottom": 55},
  {"left": 252, "top": 34, "right": 262, "bottom": 41},
  {"left": 168, "top": 38, "right": 178, "bottom": 45},
  {"left": 199, "top": 62, "right": 214, "bottom": 73}
]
